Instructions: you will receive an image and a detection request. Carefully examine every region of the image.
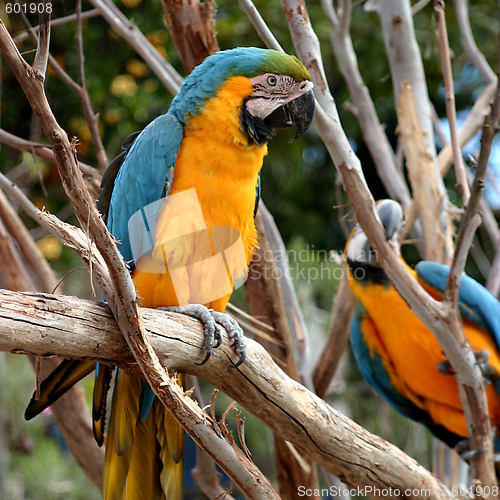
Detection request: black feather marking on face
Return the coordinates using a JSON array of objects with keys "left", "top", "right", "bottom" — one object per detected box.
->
[
  {"left": 241, "top": 97, "right": 274, "bottom": 145},
  {"left": 347, "top": 258, "right": 390, "bottom": 285}
]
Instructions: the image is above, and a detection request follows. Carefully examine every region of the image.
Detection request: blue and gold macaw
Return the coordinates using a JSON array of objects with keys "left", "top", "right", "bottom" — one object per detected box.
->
[
  {"left": 346, "top": 199, "right": 500, "bottom": 454},
  {"left": 24, "top": 48, "right": 315, "bottom": 499}
]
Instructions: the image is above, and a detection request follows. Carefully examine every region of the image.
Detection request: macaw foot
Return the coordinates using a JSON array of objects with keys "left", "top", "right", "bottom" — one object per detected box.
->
[
  {"left": 160, "top": 305, "right": 246, "bottom": 367},
  {"left": 454, "top": 439, "right": 489, "bottom": 461},
  {"left": 437, "top": 349, "right": 494, "bottom": 377}
]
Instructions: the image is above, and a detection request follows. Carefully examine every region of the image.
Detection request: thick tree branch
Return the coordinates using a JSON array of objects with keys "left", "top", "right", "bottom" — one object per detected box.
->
[
  {"left": 161, "top": 0, "right": 220, "bottom": 74},
  {"left": 321, "top": 0, "right": 412, "bottom": 209},
  {"left": 0, "top": 289, "right": 467, "bottom": 500},
  {"left": 373, "top": 0, "right": 453, "bottom": 263}
]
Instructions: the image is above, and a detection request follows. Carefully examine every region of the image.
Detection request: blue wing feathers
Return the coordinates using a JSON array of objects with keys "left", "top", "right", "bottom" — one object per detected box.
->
[
  {"left": 350, "top": 312, "right": 416, "bottom": 420},
  {"left": 416, "top": 261, "right": 500, "bottom": 350},
  {"left": 107, "top": 114, "right": 184, "bottom": 267}
]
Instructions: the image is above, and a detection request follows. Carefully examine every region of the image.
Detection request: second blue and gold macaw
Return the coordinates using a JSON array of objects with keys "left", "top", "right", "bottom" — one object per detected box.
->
[
  {"left": 346, "top": 200, "right": 500, "bottom": 453},
  {"left": 24, "top": 48, "right": 315, "bottom": 499}
]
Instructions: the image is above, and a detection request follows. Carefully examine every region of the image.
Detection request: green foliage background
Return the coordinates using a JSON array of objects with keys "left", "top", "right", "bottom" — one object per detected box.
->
[{"left": 0, "top": 0, "right": 498, "bottom": 497}]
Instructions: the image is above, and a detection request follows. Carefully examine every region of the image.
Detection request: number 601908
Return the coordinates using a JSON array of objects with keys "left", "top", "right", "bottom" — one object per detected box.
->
[{"left": 6, "top": 3, "right": 53, "bottom": 14}]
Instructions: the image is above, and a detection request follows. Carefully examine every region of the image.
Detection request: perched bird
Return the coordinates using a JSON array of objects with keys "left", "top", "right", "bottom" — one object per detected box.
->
[
  {"left": 24, "top": 48, "right": 315, "bottom": 499},
  {"left": 346, "top": 199, "right": 500, "bottom": 455}
]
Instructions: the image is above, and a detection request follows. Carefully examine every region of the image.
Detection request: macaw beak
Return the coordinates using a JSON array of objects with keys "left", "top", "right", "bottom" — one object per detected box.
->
[
  {"left": 264, "top": 88, "right": 315, "bottom": 142},
  {"left": 377, "top": 200, "right": 404, "bottom": 243}
]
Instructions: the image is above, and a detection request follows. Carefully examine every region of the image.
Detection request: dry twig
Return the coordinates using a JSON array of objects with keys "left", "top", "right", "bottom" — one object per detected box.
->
[{"left": 434, "top": 0, "right": 470, "bottom": 205}]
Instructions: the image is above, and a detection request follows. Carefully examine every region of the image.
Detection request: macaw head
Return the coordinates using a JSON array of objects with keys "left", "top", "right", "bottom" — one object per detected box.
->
[
  {"left": 346, "top": 199, "right": 404, "bottom": 281},
  {"left": 169, "top": 48, "right": 315, "bottom": 145}
]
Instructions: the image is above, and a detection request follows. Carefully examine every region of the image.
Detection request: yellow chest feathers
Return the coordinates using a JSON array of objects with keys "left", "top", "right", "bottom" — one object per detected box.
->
[{"left": 169, "top": 76, "right": 268, "bottom": 263}]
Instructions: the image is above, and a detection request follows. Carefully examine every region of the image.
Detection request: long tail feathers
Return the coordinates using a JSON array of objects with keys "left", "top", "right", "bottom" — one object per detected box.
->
[
  {"left": 103, "top": 384, "right": 133, "bottom": 500},
  {"left": 113, "top": 370, "right": 141, "bottom": 456},
  {"left": 93, "top": 363, "right": 113, "bottom": 447},
  {"left": 119, "top": 409, "right": 164, "bottom": 500},
  {"left": 103, "top": 370, "right": 184, "bottom": 500},
  {"left": 25, "top": 359, "right": 95, "bottom": 420},
  {"left": 155, "top": 374, "right": 185, "bottom": 500}
]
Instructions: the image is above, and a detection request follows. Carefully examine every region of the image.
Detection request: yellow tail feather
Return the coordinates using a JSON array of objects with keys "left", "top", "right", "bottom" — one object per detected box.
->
[
  {"left": 113, "top": 370, "right": 141, "bottom": 456},
  {"left": 104, "top": 379, "right": 133, "bottom": 500},
  {"left": 104, "top": 370, "right": 185, "bottom": 500},
  {"left": 119, "top": 409, "right": 163, "bottom": 500},
  {"left": 155, "top": 399, "right": 184, "bottom": 500}
]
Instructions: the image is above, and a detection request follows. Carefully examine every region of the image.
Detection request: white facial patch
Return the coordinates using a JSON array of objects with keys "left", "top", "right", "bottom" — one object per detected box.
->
[
  {"left": 246, "top": 74, "right": 313, "bottom": 120},
  {"left": 245, "top": 97, "right": 284, "bottom": 119}
]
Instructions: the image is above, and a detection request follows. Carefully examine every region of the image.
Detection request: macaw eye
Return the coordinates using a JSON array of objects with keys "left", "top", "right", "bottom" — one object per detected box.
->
[{"left": 267, "top": 75, "right": 277, "bottom": 86}]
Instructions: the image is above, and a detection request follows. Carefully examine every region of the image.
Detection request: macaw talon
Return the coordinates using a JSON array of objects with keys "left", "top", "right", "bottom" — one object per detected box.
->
[
  {"left": 454, "top": 438, "right": 489, "bottom": 461},
  {"left": 209, "top": 311, "right": 247, "bottom": 368},
  {"left": 159, "top": 306, "right": 246, "bottom": 366},
  {"left": 437, "top": 349, "right": 494, "bottom": 377},
  {"left": 159, "top": 304, "right": 222, "bottom": 365},
  {"left": 437, "top": 359, "right": 456, "bottom": 375}
]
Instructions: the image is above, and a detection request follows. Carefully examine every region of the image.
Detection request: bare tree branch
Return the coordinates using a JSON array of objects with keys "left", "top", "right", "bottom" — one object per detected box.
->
[
  {"left": 486, "top": 246, "right": 500, "bottom": 297},
  {"left": 374, "top": 0, "right": 453, "bottom": 263},
  {"left": 88, "top": 0, "right": 182, "bottom": 95},
  {"left": 13, "top": 9, "right": 100, "bottom": 45},
  {"left": 412, "top": 0, "right": 432, "bottom": 14},
  {"left": 437, "top": 82, "right": 497, "bottom": 177},
  {"left": 75, "top": 0, "right": 108, "bottom": 173},
  {"left": 434, "top": 0, "right": 470, "bottom": 205},
  {"left": 259, "top": 202, "right": 313, "bottom": 390},
  {"left": 237, "top": 0, "right": 283, "bottom": 52},
  {"left": 0, "top": 289, "right": 468, "bottom": 500},
  {"left": 161, "top": 0, "right": 220, "bottom": 74},
  {"left": 31, "top": 0, "right": 50, "bottom": 79},
  {"left": 398, "top": 82, "right": 446, "bottom": 262},
  {"left": 313, "top": 274, "right": 355, "bottom": 399},
  {"left": 452, "top": 0, "right": 496, "bottom": 84},
  {"left": 0, "top": 128, "right": 96, "bottom": 177},
  {"left": 17, "top": 7, "right": 108, "bottom": 174},
  {"left": 186, "top": 375, "right": 236, "bottom": 500},
  {"left": 321, "top": 0, "right": 413, "bottom": 211},
  {"left": 0, "top": 187, "right": 57, "bottom": 292}
]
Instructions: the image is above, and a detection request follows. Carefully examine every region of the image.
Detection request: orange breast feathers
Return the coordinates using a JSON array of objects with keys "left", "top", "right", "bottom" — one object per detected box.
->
[
  {"left": 348, "top": 264, "right": 500, "bottom": 437},
  {"left": 132, "top": 76, "right": 267, "bottom": 311}
]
